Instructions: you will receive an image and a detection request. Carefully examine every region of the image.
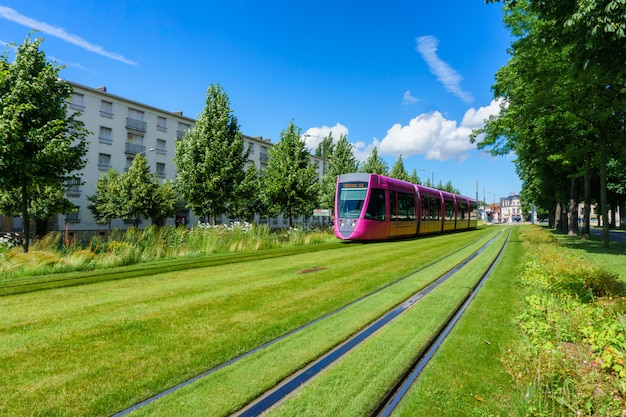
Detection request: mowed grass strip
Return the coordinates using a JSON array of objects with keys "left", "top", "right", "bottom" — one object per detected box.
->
[
  {"left": 0, "top": 243, "right": 345, "bottom": 296},
  {"left": 393, "top": 225, "right": 525, "bottom": 416},
  {"left": 1, "top": 228, "right": 495, "bottom": 417},
  {"left": 127, "top": 229, "right": 501, "bottom": 416},
  {"left": 264, "top": 229, "right": 511, "bottom": 417}
]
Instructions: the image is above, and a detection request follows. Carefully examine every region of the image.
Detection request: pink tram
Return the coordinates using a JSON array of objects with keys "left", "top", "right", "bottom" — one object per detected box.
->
[{"left": 334, "top": 173, "right": 478, "bottom": 240}]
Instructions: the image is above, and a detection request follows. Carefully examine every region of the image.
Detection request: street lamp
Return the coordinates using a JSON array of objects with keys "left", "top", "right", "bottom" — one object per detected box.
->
[
  {"left": 421, "top": 168, "right": 434, "bottom": 186},
  {"left": 137, "top": 148, "right": 155, "bottom": 157}
]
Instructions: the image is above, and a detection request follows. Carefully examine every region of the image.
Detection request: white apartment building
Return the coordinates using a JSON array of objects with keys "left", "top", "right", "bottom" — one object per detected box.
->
[
  {"left": 0, "top": 81, "right": 326, "bottom": 236},
  {"left": 500, "top": 193, "right": 522, "bottom": 223}
]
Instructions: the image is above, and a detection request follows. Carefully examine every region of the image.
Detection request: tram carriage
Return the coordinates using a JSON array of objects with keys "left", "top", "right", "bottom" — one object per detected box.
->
[{"left": 334, "top": 173, "right": 478, "bottom": 241}]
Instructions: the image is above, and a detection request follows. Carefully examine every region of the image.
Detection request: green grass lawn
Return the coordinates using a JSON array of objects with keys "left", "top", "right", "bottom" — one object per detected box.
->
[{"left": 1, "top": 228, "right": 496, "bottom": 417}]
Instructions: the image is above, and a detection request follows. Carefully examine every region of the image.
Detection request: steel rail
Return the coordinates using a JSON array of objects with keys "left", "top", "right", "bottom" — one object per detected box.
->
[
  {"left": 233, "top": 231, "right": 503, "bottom": 417},
  {"left": 373, "top": 228, "right": 511, "bottom": 417},
  {"left": 111, "top": 230, "right": 500, "bottom": 417}
]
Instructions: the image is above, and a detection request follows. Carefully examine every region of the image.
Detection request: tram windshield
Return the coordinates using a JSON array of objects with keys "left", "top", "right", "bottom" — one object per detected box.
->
[{"left": 338, "top": 182, "right": 368, "bottom": 218}]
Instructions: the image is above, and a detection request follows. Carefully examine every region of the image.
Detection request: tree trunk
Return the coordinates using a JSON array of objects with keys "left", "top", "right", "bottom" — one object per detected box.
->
[
  {"left": 21, "top": 179, "right": 30, "bottom": 253},
  {"left": 568, "top": 177, "right": 580, "bottom": 237},
  {"left": 35, "top": 219, "right": 48, "bottom": 240},
  {"left": 554, "top": 201, "right": 563, "bottom": 231},
  {"left": 582, "top": 163, "right": 591, "bottom": 240},
  {"left": 619, "top": 200, "right": 625, "bottom": 230},
  {"left": 609, "top": 206, "right": 616, "bottom": 229},
  {"left": 600, "top": 128, "right": 610, "bottom": 248}
]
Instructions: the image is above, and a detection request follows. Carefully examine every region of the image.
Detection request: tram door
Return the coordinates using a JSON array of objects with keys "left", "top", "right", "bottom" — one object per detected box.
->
[{"left": 389, "top": 190, "right": 418, "bottom": 238}]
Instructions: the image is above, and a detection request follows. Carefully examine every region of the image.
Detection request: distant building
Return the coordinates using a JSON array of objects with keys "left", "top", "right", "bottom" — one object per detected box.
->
[
  {"left": 0, "top": 81, "right": 325, "bottom": 237},
  {"left": 500, "top": 193, "right": 522, "bottom": 223}
]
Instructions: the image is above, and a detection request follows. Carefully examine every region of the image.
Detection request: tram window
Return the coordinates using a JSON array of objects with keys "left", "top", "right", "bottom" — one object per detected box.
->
[
  {"left": 365, "top": 188, "right": 386, "bottom": 221},
  {"left": 430, "top": 197, "right": 441, "bottom": 220},
  {"left": 421, "top": 198, "right": 429, "bottom": 221},
  {"left": 445, "top": 200, "right": 455, "bottom": 220},
  {"left": 470, "top": 201, "right": 478, "bottom": 221},
  {"left": 398, "top": 192, "right": 415, "bottom": 221},
  {"left": 390, "top": 190, "right": 398, "bottom": 221},
  {"left": 458, "top": 201, "right": 467, "bottom": 220},
  {"left": 338, "top": 184, "right": 367, "bottom": 218}
]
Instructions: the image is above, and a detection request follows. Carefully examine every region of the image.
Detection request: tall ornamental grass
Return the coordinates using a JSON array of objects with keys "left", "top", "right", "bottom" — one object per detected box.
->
[
  {"left": 0, "top": 222, "right": 335, "bottom": 279},
  {"left": 503, "top": 226, "right": 626, "bottom": 416}
]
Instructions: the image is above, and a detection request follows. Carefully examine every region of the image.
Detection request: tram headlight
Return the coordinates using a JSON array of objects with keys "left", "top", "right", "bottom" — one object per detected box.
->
[{"left": 351, "top": 220, "right": 357, "bottom": 227}]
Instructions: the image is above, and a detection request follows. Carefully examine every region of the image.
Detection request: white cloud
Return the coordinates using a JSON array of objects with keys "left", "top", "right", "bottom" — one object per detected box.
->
[
  {"left": 402, "top": 90, "right": 419, "bottom": 105},
  {"left": 376, "top": 99, "right": 502, "bottom": 162},
  {"left": 302, "top": 123, "right": 349, "bottom": 152},
  {"left": 416, "top": 35, "right": 473, "bottom": 104},
  {"left": 352, "top": 141, "right": 376, "bottom": 162},
  {"left": 0, "top": 6, "right": 138, "bottom": 66}
]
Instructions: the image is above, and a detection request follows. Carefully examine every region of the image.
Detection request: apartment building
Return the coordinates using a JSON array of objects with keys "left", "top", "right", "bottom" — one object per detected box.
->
[
  {"left": 0, "top": 81, "right": 326, "bottom": 236},
  {"left": 500, "top": 192, "right": 522, "bottom": 223}
]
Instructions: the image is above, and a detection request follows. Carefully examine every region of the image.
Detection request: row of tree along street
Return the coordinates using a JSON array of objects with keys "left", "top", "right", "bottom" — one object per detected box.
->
[
  {"left": 472, "top": 0, "right": 626, "bottom": 247},
  {"left": 1, "top": 35, "right": 461, "bottom": 253}
]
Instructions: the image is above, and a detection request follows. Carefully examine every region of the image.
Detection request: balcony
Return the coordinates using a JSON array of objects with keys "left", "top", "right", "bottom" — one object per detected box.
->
[
  {"left": 125, "top": 142, "right": 146, "bottom": 155},
  {"left": 126, "top": 118, "right": 147, "bottom": 132}
]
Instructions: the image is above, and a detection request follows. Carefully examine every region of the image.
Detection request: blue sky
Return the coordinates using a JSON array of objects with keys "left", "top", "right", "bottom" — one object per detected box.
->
[{"left": 0, "top": 1, "right": 519, "bottom": 202}]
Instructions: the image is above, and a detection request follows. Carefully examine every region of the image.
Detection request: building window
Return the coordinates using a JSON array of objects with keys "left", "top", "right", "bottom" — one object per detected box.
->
[
  {"left": 156, "top": 162, "right": 166, "bottom": 178},
  {"left": 127, "top": 108, "right": 146, "bottom": 132},
  {"left": 65, "top": 177, "right": 81, "bottom": 196},
  {"left": 177, "top": 122, "right": 191, "bottom": 139},
  {"left": 100, "top": 100, "right": 113, "bottom": 118},
  {"left": 156, "top": 139, "right": 167, "bottom": 155},
  {"left": 69, "top": 93, "right": 85, "bottom": 111},
  {"left": 126, "top": 132, "right": 145, "bottom": 155},
  {"left": 65, "top": 206, "right": 80, "bottom": 223},
  {"left": 99, "top": 126, "right": 113, "bottom": 144},
  {"left": 98, "top": 153, "right": 111, "bottom": 170},
  {"left": 126, "top": 157, "right": 134, "bottom": 172},
  {"left": 157, "top": 116, "right": 167, "bottom": 132},
  {"left": 248, "top": 142, "right": 255, "bottom": 154}
]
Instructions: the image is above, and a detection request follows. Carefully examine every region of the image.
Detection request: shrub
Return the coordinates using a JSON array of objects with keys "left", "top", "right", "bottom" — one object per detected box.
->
[{"left": 506, "top": 226, "right": 626, "bottom": 414}]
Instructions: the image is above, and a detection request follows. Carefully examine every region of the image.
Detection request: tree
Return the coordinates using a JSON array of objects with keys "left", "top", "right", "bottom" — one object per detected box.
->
[
  {"left": 119, "top": 155, "right": 159, "bottom": 227},
  {"left": 315, "top": 133, "right": 335, "bottom": 159},
  {"left": 262, "top": 121, "right": 319, "bottom": 227},
  {"left": 174, "top": 84, "right": 248, "bottom": 224},
  {"left": 318, "top": 134, "right": 359, "bottom": 214},
  {"left": 147, "top": 180, "right": 179, "bottom": 226},
  {"left": 229, "top": 164, "right": 264, "bottom": 223},
  {"left": 389, "top": 155, "right": 410, "bottom": 181},
  {"left": 408, "top": 168, "right": 420, "bottom": 184},
  {"left": 87, "top": 156, "right": 179, "bottom": 228},
  {"left": 0, "top": 35, "right": 88, "bottom": 252},
  {"left": 87, "top": 169, "right": 123, "bottom": 228},
  {"left": 482, "top": 0, "right": 626, "bottom": 247},
  {"left": 361, "top": 147, "right": 388, "bottom": 175}
]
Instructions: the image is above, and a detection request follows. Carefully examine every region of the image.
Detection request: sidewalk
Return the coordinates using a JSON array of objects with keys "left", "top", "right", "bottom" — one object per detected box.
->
[{"left": 589, "top": 227, "right": 626, "bottom": 243}]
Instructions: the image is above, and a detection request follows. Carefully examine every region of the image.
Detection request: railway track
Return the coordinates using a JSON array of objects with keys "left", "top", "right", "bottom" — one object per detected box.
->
[
  {"left": 373, "top": 228, "right": 511, "bottom": 417},
  {"left": 111, "top": 228, "right": 506, "bottom": 416}
]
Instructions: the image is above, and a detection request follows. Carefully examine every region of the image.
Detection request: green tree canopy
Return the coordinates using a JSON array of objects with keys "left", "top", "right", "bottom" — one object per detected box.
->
[
  {"left": 389, "top": 155, "right": 410, "bottom": 182},
  {"left": 481, "top": 0, "right": 626, "bottom": 246},
  {"left": 360, "top": 147, "right": 388, "bottom": 175},
  {"left": 262, "top": 121, "right": 319, "bottom": 227},
  {"left": 174, "top": 84, "right": 248, "bottom": 224},
  {"left": 87, "top": 156, "right": 179, "bottom": 228},
  {"left": 87, "top": 169, "right": 122, "bottom": 227},
  {"left": 318, "top": 134, "right": 359, "bottom": 213},
  {"left": 0, "top": 35, "right": 88, "bottom": 251}
]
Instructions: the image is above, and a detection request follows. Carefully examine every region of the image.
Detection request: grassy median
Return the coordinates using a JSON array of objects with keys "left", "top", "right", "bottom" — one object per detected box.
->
[{"left": 1, "top": 227, "right": 495, "bottom": 417}]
